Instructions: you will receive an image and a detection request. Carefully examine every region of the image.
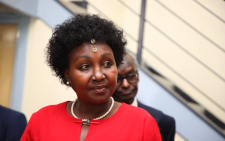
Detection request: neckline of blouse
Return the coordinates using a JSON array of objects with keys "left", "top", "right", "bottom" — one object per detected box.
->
[{"left": 58, "top": 101, "right": 127, "bottom": 123}]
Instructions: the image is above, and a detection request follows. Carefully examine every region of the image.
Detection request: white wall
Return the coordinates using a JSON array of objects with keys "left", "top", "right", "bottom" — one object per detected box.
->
[
  {"left": 21, "top": 18, "right": 76, "bottom": 120},
  {"left": 87, "top": 0, "right": 141, "bottom": 55}
]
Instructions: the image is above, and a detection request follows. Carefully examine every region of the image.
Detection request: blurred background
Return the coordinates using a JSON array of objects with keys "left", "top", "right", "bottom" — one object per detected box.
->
[{"left": 0, "top": 0, "right": 224, "bottom": 140}]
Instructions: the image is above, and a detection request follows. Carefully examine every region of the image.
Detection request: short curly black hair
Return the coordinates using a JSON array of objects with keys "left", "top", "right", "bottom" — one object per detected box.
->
[{"left": 46, "top": 14, "right": 127, "bottom": 85}]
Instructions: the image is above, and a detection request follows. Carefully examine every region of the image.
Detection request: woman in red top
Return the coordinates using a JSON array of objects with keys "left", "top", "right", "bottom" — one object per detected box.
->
[{"left": 21, "top": 14, "right": 162, "bottom": 141}]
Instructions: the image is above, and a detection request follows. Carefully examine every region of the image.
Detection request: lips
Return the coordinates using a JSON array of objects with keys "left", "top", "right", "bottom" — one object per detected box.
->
[
  {"left": 118, "top": 90, "right": 134, "bottom": 95},
  {"left": 117, "top": 91, "right": 135, "bottom": 102},
  {"left": 118, "top": 91, "right": 136, "bottom": 99},
  {"left": 92, "top": 85, "right": 107, "bottom": 93},
  {"left": 121, "top": 91, "right": 132, "bottom": 95}
]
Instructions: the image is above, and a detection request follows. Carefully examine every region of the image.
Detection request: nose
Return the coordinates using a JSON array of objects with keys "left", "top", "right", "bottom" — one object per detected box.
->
[
  {"left": 92, "top": 66, "right": 105, "bottom": 81},
  {"left": 121, "top": 78, "right": 130, "bottom": 88}
]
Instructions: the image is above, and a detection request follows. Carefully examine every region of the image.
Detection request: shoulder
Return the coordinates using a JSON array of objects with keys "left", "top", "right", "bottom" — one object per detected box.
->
[
  {"left": 121, "top": 104, "right": 162, "bottom": 141},
  {"left": 34, "top": 101, "right": 68, "bottom": 114},
  {"left": 0, "top": 106, "right": 27, "bottom": 140},
  {"left": 0, "top": 105, "right": 27, "bottom": 135},
  {"left": 0, "top": 105, "right": 25, "bottom": 117},
  {"left": 26, "top": 101, "right": 69, "bottom": 132},
  {"left": 137, "top": 102, "right": 175, "bottom": 126},
  {"left": 158, "top": 114, "right": 175, "bottom": 128},
  {"left": 138, "top": 102, "right": 162, "bottom": 114},
  {"left": 31, "top": 101, "right": 68, "bottom": 120},
  {"left": 21, "top": 102, "right": 69, "bottom": 140},
  {"left": 0, "top": 105, "right": 26, "bottom": 123},
  {"left": 121, "top": 103, "right": 154, "bottom": 120},
  {"left": 137, "top": 102, "right": 163, "bottom": 121},
  {"left": 119, "top": 103, "right": 159, "bottom": 132}
]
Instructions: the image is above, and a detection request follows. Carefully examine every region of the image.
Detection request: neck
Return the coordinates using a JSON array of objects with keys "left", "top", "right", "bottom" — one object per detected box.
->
[{"left": 74, "top": 97, "right": 112, "bottom": 119}]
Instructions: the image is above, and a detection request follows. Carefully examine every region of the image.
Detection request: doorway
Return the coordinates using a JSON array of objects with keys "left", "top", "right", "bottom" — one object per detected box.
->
[{"left": 0, "top": 24, "right": 17, "bottom": 107}]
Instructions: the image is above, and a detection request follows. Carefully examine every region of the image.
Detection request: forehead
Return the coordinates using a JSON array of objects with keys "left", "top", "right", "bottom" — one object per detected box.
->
[
  {"left": 70, "top": 42, "right": 114, "bottom": 59},
  {"left": 118, "top": 54, "right": 137, "bottom": 74}
]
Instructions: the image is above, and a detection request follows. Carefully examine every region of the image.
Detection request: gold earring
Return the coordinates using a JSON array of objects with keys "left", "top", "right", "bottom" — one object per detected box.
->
[{"left": 91, "top": 39, "right": 97, "bottom": 53}]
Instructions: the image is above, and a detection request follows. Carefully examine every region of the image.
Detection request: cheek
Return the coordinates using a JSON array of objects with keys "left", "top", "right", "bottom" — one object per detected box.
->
[
  {"left": 106, "top": 67, "right": 117, "bottom": 91},
  {"left": 132, "top": 84, "right": 138, "bottom": 92},
  {"left": 70, "top": 71, "right": 90, "bottom": 92},
  {"left": 135, "top": 84, "right": 138, "bottom": 91}
]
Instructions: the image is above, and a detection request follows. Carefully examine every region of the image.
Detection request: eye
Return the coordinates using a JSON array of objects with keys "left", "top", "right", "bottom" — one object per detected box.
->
[
  {"left": 102, "top": 61, "right": 112, "bottom": 68},
  {"left": 117, "top": 76, "right": 123, "bottom": 81},
  {"left": 79, "top": 64, "right": 89, "bottom": 70},
  {"left": 127, "top": 73, "right": 138, "bottom": 82}
]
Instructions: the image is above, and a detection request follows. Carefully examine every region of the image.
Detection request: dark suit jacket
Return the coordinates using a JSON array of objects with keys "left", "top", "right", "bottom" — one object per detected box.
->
[
  {"left": 0, "top": 105, "right": 27, "bottom": 141},
  {"left": 138, "top": 101, "right": 175, "bottom": 141}
]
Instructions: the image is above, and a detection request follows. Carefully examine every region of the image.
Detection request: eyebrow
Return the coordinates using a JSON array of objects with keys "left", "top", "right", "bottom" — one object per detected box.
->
[
  {"left": 75, "top": 55, "right": 91, "bottom": 62},
  {"left": 101, "top": 53, "right": 113, "bottom": 58}
]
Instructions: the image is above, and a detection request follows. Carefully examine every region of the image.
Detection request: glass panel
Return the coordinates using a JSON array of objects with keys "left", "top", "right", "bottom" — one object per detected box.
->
[{"left": 143, "top": 1, "right": 225, "bottom": 133}]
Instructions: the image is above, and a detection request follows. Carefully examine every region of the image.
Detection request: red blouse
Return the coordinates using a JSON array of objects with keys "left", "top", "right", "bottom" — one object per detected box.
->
[{"left": 21, "top": 101, "right": 162, "bottom": 141}]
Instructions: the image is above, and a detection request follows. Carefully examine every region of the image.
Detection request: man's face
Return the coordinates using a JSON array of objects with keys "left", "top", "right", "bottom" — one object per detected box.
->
[{"left": 113, "top": 54, "right": 139, "bottom": 104}]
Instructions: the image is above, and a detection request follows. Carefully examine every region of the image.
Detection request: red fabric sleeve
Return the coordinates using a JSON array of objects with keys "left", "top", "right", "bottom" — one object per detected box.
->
[
  {"left": 20, "top": 113, "right": 34, "bottom": 141},
  {"left": 143, "top": 116, "right": 162, "bottom": 141}
]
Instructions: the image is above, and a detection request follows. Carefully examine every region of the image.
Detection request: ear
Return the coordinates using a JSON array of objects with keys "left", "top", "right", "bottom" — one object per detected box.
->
[{"left": 64, "top": 69, "right": 70, "bottom": 82}]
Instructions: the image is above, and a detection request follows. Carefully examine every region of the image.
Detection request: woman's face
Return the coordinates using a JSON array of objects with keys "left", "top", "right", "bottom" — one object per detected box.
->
[{"left": 65, "top": 42, "right": 117, "bottom": 104}]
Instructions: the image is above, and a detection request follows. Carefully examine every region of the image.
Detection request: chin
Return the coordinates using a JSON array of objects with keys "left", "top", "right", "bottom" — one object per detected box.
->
[
  {"left": 126, "top": 100, "right": 133, "bottom": 105},
  {"left": 92, "top": 94, "right": 111, "bottom": 103},
  {"left": 118, "top": 98, "right": 133, "bottom": 105}
]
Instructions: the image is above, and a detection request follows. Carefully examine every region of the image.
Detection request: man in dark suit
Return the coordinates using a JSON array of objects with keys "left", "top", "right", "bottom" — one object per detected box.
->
[
  {"left": 0, "top": 105, "right": 27, "bottom": 141},
  {"left": 113, "top": 53, "right": 176, "bottom": 141}
]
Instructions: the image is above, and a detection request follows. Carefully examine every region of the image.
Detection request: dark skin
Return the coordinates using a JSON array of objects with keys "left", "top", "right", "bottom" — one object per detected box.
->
[
  {"left": 113, "top": 53, "right": 139, "bottom": 104},
  {"left": 64, "top": 42, "right": 121, "bottom": 141}
]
